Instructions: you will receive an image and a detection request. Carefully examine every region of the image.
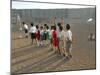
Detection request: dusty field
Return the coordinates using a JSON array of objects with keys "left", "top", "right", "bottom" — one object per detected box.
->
[{"left": 11, "top": 23, "right": 96, "bottom": 74}]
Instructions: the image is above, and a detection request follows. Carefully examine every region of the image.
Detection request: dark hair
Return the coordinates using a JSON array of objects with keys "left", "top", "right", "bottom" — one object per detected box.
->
[
  {"left": 53, "top": 26, "right": 56, "bottom": 30},
  {"left": 31, "top": 23, "right": 34, "bottom": 26},
  {"left": 51, "top": 26, "right": 54, "bottom": 30},
  {"left": 22, "top": 22, "right": 25, "bottom": 25},
  {"left": 44, "top": 24, "right": 47, "bottom": 27},
  {"left": 46, "top": 26, "right": 49, "bottom": 29},
  {"left": 40, "top": 26, "right": 43, "bottom": 29},
  {"left": 36, "top": 25, "right": 39, "bottom": 29},
  {"left": 59, "top": 26, "right": 63, "bottom": 31},
  {"left": 66, "top": 24, "right": 70, "bottom": 30},
  {"left": 57, "top": 23, "right": 61, "bottom": 27}
]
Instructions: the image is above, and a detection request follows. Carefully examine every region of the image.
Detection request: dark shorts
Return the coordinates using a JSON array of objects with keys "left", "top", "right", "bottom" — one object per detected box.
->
[
  {"left": 43, "top": 33, "right": 47, "bottom": 40},
  {"left": 24, "top": 29, "right": 28, "bottom": 33},
  {"left": 31, "top": 33, "right": 36, "bottom": 39}
]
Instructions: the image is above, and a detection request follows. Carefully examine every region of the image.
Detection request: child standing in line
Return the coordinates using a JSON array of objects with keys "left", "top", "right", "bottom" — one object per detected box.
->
[
  {"left": 29, "top": 23, "right": 36, "bottom": 45},
  {"left": 40, "top": 26, "right": 44, "bottom": 46},
  {"left": 49, "top": 26, "right": 54, "bottom": 50},
  {"left": 65, "top": 24, "right": 73, "bottom": 58},
  {"left": 22, "top": 22, "right": 29, "bottom": 38},
  {"left": 36, "top": 25, "right": 40, "bottom": 46},
  {"left": 43, "top": 24, "right": 48, "bottom": 45},
  {"left": 56, "top": 23, "right": 62, "bottom": 54},
  {"left": 52, "top": 26, "right": 59, "bottom": 53},
  {"left": 46, "top": 26, "right": 50, "bottom": 45},
  {"left": 58, "top": 26, "right": 66, "bottom": 55}
]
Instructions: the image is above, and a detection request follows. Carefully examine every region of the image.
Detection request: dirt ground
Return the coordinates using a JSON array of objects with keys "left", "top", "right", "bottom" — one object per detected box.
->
[{"left": 11, "top": 23, "right": 96, "bottom": 74}]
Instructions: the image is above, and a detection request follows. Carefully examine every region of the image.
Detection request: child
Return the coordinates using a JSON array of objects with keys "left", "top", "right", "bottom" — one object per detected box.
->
[
  {"left": 49, "top": 26, "right": 53, "bottom": 50},
  {"left": 65, "top": 24, "right": 73, "bottom": 58},
  {"left": 43, "top": 24, "right": 48, "bottom": 45},
  {"left": 22, "top": 22, "right": 29, "bottom": 38},
  {"left": 40, "top": 26, "right": 44, "bottom": 46},
  {"left": 46, "top": 26, "right": 50, "bottom": 40},
  {"left": 52, "top": 26, "right": 59, "bottom": 53},
  {"left": 56, "top": 23, "right": 62, "bottom": 54},
  {"left": 58, "top": 26, "right": 66, "bottom": 55},
  {"left": 36, "top": 25, "right": 40, "bottom": 46},
  {"left": 46, "top": 26, "right": 50, "bottom": 45},
  {"left": 56, "top": 23, "right": 61, "bottom": 38},
  {"left": 48, "top": 26, "right": 53, "bottom": 50},
  {"left": 29, "top": 23, "right": 36, "bottom": 45}
]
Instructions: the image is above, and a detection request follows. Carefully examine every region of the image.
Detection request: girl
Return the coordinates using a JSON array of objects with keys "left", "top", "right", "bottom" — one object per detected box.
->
[
  {"left": 52, "top": 26, "right": 59, "bottom": 53},
  {"left": 36, "top": 25, "right": 40, "bottom": 46},
  {"left": 40, "top": 26, "right": 44, "bottom": 46}
]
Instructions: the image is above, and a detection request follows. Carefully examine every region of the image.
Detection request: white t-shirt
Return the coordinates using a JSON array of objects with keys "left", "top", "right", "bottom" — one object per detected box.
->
[
  {"left": 24, "top": 24, "right": 28, "bottom": 30},
  {"left": 29, "top": 26, "right": 36, "bottom": 33},
  {"left": 50, "top": 30, "right": 54, "bottom": 36},
  {"left": 47, "top": 29, "right": 50, "bottom": 33},
  {"left": 66, "top": 30, "right": 72, "bottom": 42}
]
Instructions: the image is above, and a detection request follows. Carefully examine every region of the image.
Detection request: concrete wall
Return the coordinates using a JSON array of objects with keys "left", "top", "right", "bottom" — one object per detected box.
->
[{"left": 11, "top": 8, "right": 95, "bottom": 31}]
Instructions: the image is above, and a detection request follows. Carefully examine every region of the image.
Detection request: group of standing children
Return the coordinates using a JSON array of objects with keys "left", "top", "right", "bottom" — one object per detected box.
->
[
  {"left": 29, "top": 23, "right": 51, "bottom": 46},
  {"left": 51, "top": 23, "right": 73, "bottom": 59},
  {"left": 22, "top": 22, "right": 73, "bottom": 59}
]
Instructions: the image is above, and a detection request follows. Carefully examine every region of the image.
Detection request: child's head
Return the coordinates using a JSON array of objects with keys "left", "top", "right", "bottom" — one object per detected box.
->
[
  {"left": 31, "top": 23, "right": 34, "bottom": 26},
  {"left": 44, "top": 24, "right": 47, "bottom": 27},
  {"left": 46, "top": 26, "right": 49, "bottom": 30},
  {"left": 51, "top": 26, "right": 54, "bottom": 30},
  {"left": 59, "top": 26, "right": 63, "bottom": 31},
  {"left": 40, "top": 26, "right": 43, "bottom": 30},
  {"left": 36, "top": 25, "right": 39, "bottom": 29},
  {"left": 57, "top": 23, "right": 61, "bottom": 27},
  {"left": 66, "top": 24, "right": 70, "bottom": 30},
  {"left": 44, "top": 24, "right": 47, "bottom": 29},
  {"left": 53, "top": 26, "right": 56, "bottom": 30}
]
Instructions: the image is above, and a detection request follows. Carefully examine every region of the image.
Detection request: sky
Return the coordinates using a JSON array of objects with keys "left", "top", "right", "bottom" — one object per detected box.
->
[{"left": 12, "top": 0, "right": 95, "bottom": 9}]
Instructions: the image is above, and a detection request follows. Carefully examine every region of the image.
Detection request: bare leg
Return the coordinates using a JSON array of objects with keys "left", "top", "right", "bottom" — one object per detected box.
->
[{"left": 31, "top": 39, "right": 33, "bottom": 45}]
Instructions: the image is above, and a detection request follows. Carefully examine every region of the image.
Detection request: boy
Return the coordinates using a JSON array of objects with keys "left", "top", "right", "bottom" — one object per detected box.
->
[
  {"left": 22, "top": 22, "right": 29, "bottom": 38},
  {"left": 46, "top": 26, "right": 50, "bottom": 45},
  {"left": 43, "top": 24, "right": 48, "bottom": 45},
  {"left": 59, "top": 26, "right": 66, "bottom": 55},
  {"left": 65, "top": 24, "right": 73, "bottom": 58},
  {"left": 29, "top": 23, "right": 36, "bottom": 45}
]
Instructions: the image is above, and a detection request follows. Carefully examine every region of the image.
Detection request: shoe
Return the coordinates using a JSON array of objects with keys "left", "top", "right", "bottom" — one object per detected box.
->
[
  {"left": 69, "top": 55, "right": 72, "bottom": 58},
  {"left": 65, "top": 56, "right": 69, "bottom": 59},
  {"left": 62, "top": 54, "right": 65, "bottom": 57}
]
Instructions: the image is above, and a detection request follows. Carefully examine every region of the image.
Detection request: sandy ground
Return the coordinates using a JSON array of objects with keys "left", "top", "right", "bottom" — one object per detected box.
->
[{"left": 11, "top": 23, "right": 96, "bottom": 74}]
